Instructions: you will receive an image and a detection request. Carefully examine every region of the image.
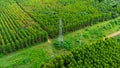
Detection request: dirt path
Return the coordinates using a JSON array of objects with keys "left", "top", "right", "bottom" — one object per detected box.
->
[{"left": 107, "top": 31, "right": 120, "bottom": 38}]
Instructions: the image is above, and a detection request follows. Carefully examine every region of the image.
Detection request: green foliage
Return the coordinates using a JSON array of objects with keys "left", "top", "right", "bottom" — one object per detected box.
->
[
  {"left": 114, "top": 35, "right": 120, "bottom": 43},
  {"left": 42, "top": 38, "right": 120, "bottom": 68},
  {"left": 0, "top": 16, "right": 119, "bottom": 67},
  {"left": 0, "top": 0, "right": 48, "bottom": 54},
  {"left": 17, "top": 0, "right": 120, "bottom": 38},
  {"left": 98, "top": 0, "right": 103, "bottom": 2},
  {"left": 53, "top": 39, "right": 72, "bottom": 50},
  {"left": 0, "top": 0, "right": 120, "bottom": 56}
]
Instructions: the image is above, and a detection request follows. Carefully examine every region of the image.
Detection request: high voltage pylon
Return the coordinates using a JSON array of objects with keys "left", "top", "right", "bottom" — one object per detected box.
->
[{"left": 58, "top": 19, "right": 63, "bottom": 46}]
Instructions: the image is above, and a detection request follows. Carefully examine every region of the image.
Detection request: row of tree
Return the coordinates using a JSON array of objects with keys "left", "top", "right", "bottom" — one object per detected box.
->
[
  {"left": 41, "top": 38, "right": 120, "bottom": 68},
  {"left": 0, "top": 0, "right": 48, "bottom": 54},
  {"left": 17, "top": 0, "right": 120, "bottom": 38}
]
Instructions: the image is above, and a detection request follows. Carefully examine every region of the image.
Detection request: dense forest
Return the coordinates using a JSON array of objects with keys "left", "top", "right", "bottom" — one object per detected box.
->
[
  {"left": 0, "top": 0, "right": 120, "bottom": 68},
  {"left": 42, "top": 38, "right": 120, "bottom": 68}
]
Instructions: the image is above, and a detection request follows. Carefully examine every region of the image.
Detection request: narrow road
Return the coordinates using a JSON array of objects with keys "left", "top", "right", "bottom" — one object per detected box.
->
[{"left": 107, "top": 31, "right": 120, "bottom": 38}]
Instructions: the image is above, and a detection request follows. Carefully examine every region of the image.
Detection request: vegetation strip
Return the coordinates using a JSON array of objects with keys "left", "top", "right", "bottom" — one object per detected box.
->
[{"left": 42, "top": 38, "right": 120, "bottom": 68}]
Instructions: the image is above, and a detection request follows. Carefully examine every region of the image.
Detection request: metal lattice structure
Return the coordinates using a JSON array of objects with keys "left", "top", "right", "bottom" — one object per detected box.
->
[{"left": 58, "top": 19, "right": 63, "bottom": 46}]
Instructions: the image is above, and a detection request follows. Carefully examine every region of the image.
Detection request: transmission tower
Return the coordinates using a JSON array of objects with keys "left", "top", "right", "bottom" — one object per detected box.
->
[{"left": 58, "top": 19, "right": 63, "bottom": 46}]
